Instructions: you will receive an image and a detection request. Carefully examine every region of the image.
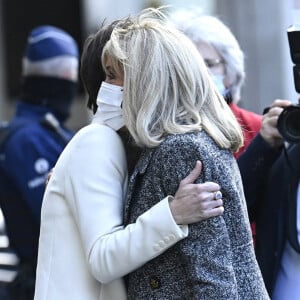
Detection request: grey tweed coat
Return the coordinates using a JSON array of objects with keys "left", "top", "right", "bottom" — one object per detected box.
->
[{"left": 124, "top": 130, "right": 270, "bottom": 300}]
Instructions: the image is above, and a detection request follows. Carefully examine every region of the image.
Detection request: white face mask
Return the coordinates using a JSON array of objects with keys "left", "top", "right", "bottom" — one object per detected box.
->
[{"left": 95, "top": 82, "right": 125, "bottom": 131}]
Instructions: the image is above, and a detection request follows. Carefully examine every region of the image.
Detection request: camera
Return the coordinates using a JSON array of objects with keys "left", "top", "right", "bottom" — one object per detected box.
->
[
  {"left": 275, "top": 25, "right": 300, "bottom": 143},
  {"left": 277, "top": 104, "right": 300, "bottom": 143}
]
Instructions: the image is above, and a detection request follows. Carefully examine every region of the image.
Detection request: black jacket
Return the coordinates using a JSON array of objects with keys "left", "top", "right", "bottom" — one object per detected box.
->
[{"left": 238, "top": 134, "right": 300, "bottom": 297}]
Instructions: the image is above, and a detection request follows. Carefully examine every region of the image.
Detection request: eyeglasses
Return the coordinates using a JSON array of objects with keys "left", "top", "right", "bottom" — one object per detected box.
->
[{"left": 204, "top": 58, "right": 224, "bottom": 68}]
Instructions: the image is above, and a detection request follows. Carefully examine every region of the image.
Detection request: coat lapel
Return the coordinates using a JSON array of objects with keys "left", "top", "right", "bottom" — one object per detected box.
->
[{"left": 123, "top": 148, "right": 154, "bottom": 225}]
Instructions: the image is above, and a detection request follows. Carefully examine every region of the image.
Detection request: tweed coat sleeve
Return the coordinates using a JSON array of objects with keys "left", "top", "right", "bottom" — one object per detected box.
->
[
  {"left": 126, "top": 131, "right": 268, "bottom": 299},
  {"left": 151, "top": 133, "right": 239, "bottom": 298}
]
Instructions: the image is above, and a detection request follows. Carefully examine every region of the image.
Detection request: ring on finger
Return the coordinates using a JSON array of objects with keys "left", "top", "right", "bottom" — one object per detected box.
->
[{"left": 214, "top": 191, "right": 222, "bottom": 200}]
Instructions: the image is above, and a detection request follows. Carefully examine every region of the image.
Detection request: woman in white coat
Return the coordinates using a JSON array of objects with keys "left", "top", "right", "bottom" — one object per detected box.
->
[{"left": 34, "top": 13, "right": 224, "bottom": 300}]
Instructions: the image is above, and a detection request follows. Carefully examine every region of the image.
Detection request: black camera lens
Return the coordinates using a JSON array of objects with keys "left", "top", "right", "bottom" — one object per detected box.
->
[{"left": 277, "top": 105, "right": 300, "bottom": 143}]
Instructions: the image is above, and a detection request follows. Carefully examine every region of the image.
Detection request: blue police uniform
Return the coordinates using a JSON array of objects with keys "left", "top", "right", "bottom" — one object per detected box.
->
[
  {"left": 0, "top": 25, "right": 79, "bottom": 299},
  {"left": 0, "top": 101, "right": 73, "bottom": 263}
]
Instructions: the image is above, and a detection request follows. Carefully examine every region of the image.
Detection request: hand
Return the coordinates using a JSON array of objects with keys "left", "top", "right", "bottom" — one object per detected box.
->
[
  {"left": 169, "top": 161, "right": 224, "bottom": 225},
  {"left": 260, "top": 99, "right": 292, "bottom": 148}
]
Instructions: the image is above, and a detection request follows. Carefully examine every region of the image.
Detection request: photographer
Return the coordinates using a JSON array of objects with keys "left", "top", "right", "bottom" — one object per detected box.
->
[{"left": 238, "top": 98, "right": 300, "bottom": 299}]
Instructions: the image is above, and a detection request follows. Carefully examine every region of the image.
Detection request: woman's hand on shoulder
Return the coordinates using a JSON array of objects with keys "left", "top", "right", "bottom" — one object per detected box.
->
[{"left": 169, "top": 161, "right": 224, "bottom": 225}]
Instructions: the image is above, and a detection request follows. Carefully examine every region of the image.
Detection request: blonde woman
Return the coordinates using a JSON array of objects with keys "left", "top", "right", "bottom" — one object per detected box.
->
[{"left": 102, "top": 8, "right": 270, "bottom": 299}]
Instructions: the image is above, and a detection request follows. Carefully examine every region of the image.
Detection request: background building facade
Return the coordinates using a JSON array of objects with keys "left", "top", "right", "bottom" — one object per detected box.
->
[{"left": 0, "top": 0, "right": 299, "bottom": 130}]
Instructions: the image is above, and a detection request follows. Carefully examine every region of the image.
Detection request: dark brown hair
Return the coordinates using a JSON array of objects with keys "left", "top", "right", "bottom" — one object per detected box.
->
[{"left": 80, "top": 21, "right": 119, "bottom": 113}]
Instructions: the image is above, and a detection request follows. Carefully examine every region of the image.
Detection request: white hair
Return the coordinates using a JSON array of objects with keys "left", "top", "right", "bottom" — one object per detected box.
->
[
  {"left": 170, "top": 9, "right": 245, "bottom": 104},
  {"left": 102, "top": 8, "right": 243, "bottom": 151}
]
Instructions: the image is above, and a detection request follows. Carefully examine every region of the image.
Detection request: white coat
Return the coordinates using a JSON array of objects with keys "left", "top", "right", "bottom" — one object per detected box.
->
[{"left": 34, "top": 118, "right": 188, "bottom": 300}]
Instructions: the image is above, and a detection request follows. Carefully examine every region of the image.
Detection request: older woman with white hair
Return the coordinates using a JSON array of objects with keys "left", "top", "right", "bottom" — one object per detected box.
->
[{"left": 170, "top": 9, "right": 262, "bottom": 157}]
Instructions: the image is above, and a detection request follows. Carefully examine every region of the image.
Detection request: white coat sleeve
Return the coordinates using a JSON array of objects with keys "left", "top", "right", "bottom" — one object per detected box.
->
[{"left": 64, "top": 125, "right": 188, "bottom": 284}]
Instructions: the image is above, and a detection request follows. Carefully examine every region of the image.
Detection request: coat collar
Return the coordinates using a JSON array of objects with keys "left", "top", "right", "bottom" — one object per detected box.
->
[
  {"left": 130, "top": 148, "right": 153, "bottom": 178},
  {"left": 123, "top": 147, "right": 154, "bottom": 224}
]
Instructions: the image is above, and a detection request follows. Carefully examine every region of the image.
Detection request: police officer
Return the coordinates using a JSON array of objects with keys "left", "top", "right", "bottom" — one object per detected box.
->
[{"left": 0, "top": 25, "right": 79, "bottom": 299}]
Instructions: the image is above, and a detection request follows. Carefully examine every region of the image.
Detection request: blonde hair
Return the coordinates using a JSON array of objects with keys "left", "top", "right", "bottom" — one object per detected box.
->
[{"left": 102, "top": 8, "right": 243, "bottom": 152}]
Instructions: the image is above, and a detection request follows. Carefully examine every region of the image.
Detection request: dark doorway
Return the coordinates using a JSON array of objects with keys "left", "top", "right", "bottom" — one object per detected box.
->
[{"left": 1, "top": 0, "right": 83, "bottom": 98}]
